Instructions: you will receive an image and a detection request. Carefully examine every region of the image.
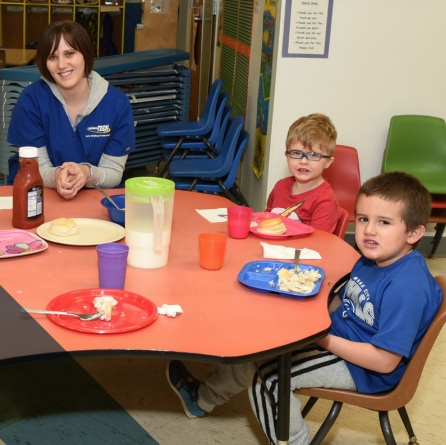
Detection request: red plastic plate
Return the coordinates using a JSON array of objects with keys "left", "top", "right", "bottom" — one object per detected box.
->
[
  {"left": 250, "top": 212, "right": 314, "bottom": 239},
  {"left": 46, "top": 289, "right": 158, "bottom": 334}
]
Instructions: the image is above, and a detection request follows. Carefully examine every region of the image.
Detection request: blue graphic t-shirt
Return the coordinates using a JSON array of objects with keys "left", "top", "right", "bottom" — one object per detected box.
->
[{"left": 330, "top": 250, "right": 442, "bottom": 393}]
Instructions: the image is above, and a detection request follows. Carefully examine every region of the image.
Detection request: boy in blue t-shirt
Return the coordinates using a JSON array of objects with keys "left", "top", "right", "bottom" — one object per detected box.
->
[{"left": 168, "top": 172, "right": 442, "bottom": 445}]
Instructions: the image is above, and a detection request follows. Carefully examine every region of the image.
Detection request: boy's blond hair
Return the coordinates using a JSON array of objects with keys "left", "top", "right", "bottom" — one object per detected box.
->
[
  {"left": 356, "top": 172, "right": 431, "bottom": 248},
  {"left": 286, "top": 113, "right": 337, "bottom": 156}
]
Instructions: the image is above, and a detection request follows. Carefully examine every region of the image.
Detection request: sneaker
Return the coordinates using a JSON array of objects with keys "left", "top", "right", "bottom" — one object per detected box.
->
[{"left": 167, "top": 360, "right": 208, "bottom": 419}]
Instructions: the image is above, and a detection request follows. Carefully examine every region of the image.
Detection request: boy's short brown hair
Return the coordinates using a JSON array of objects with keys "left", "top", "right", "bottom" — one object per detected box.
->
[
  {"left": 286, "top": 113, "right": 337, "bottom": 156},
  {"left": 37, "top": 21, "right": 94, "bottom": 83},
  {"left": 356, "top": 172, "right": 432, "bottom": 234}
]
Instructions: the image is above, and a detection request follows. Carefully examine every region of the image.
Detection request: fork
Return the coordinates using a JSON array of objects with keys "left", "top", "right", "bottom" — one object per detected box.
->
[
  {"left": 21, "top": 308, "right": 101, "bottom": 321},
  {"left": 293, "top": 249, "right": 301, "bottom": 274}
]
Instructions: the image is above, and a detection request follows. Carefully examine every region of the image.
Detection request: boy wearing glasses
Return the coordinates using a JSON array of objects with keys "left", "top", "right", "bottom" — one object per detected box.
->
[{"left": 266, "top": 113, "right": 342, "bottom": 233}]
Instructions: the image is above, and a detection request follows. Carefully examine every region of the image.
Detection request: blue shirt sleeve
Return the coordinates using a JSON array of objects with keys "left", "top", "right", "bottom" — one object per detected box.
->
[
  {"left": 8, "top": 85, "right": 47, "bottom": 148},
  {"left": 102, "top": 91, "right": 135, "bottom": 158}
]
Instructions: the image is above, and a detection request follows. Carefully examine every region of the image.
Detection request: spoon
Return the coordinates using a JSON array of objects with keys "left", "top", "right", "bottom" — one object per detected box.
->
[
  {"left": 93, "top": 184, "right": 122, "bottom": 210},
  {"left": 21, "top": 308, "right": 101, "bottom": 321},
  {"left": 294, "top": 249, "right": 301, "bottom": 274}
]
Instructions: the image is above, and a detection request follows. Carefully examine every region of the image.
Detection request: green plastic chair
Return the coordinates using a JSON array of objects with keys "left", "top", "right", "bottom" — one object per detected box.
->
[{"left": 382, "top": 115, "right": 446, "bottom": 257}]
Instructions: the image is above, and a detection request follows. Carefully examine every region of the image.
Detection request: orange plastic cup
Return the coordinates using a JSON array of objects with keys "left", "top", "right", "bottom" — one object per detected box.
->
[{"left": 198, "top": 233, "right": 228, "bottom": 270}]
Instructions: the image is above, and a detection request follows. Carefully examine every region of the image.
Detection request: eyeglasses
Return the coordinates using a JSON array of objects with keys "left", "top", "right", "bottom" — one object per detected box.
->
[{"left": 285, "top": 150, "right": 332, "bottom": 162}]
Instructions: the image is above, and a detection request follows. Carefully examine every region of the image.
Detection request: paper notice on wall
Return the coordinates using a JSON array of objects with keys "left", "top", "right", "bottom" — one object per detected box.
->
[
  {"left": 151, "top": 0, "right": 170, "bottom": 13},
  {"left": 282, "top": 0, "right": 333, "bottom": 58}
]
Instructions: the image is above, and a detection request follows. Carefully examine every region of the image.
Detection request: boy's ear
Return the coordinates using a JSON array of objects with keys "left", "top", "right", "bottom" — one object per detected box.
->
[
  {"left": 406, "top": 225, "right": 426, "bottom": 245},
  {"left": 324, "top": 157, "right": 334, "bottom": 168}
]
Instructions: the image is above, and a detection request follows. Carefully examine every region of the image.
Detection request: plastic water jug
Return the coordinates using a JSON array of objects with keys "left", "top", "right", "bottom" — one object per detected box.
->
[{"left": 125, "top": 177, "right": 175, "bottom": 269}]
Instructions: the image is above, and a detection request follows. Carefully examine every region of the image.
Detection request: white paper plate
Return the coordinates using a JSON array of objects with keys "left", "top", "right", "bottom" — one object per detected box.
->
[{"left": 37, "top": 218, "right": 125, "bottom": 246}]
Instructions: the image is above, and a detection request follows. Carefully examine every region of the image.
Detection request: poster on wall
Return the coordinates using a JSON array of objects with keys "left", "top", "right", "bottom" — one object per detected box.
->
[
  {"left": 251, "top": 0, "right": 276, "bottom": 179},
  {"left": 282, "top": 0, "right": 333, "bottom": 58}
]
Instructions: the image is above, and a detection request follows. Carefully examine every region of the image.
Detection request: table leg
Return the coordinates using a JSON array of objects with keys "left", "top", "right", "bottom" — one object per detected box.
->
[{"left": 277, "top": 352, "right": 292, "bottom": 445}]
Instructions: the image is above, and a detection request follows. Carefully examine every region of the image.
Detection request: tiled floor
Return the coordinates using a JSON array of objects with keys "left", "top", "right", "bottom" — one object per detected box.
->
[{"left": 1, "top": 257, "right": 445, "bottom": 445}]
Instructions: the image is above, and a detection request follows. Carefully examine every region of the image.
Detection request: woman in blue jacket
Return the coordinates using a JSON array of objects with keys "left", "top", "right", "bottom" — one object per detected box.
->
[{"left": 8, "top": 21, "right": 135, "bottom": 200}]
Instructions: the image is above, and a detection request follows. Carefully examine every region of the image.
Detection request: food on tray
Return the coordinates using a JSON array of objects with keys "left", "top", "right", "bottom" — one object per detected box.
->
[
  {"left": 93, "top": 296, "right": 118, "bottom": 321},
  {"left": 48, "top": 218, "right": 79, "bottom": 236},
  {"left": 257, "top": 218, "right": 287, "bottom": 235},
  {"left": 278, "top": 267, "right": 321, "bottom": 294}
]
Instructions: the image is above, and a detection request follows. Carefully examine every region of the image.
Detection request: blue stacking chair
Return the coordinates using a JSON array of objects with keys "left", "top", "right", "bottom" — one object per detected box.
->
[
  {"left": 160, "top": 92, "right": 229, "bottom": 160},
  {"left": 170, "top": 118, "right": 250, "bottom": 206},
  {"left": 163, "top": 104, "right": 232, "bottom": 164},
  {"left": 155, "top": 78, "right": 224, "bottom": 177}
]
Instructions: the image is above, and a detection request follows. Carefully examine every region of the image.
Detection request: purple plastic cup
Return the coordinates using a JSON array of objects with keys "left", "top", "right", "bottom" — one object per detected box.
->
[
  {"left": 96, "top": 243, "right": 130, "bottom": 290},
  {"left": 227, "top": 206, "right": 253, "bottom": 239}
]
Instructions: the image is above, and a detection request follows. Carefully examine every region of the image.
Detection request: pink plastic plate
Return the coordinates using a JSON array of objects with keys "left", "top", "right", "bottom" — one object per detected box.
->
[
  {"left": 250, "top": 212, "right": 314, "bottom": 239},
  {"left": 0, "top": 230, "right": 48, "bottom": 258}
]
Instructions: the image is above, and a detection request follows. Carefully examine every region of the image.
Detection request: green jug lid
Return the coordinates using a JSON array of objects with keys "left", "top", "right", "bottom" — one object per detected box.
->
[{"left": 125, "top": 177, "right": 175, "bottom": 195}]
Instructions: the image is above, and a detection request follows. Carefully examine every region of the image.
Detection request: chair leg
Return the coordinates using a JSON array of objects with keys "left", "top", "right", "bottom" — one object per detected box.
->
[
  {"left": 154, "top": 153, "right": 164, "bottom": 174},
  {"left": 217, "top": 179, "right": 239, "bottom": 204},
  {"left": 157, "top": 136, "right": 185, "bottom": 177},
  {"left": 379, "top": 411, "right": 397, "bottom": 445},
  {"left": 187, "top": 178, "right": 200, "bottom": 191},
  {"left": 179, "top": 149, "right": 190, "bottom": 160},
  {"left": 309, "top": 401, "right": 343, "bottom": 445},
  {"left": 201, "top": 135, "right": 220, "bottom": 157},
  {"left": 429, "top": 223, "right": 445, "bottom": 259},
  {"left": 230, "top": 183, "right": 250, "bottom": 207},
  {"left": 301, "top": 396, "right": 319, "bottom": 419},
  {"left": 397, "top": 407, "right": 419, "bottom": 444}
]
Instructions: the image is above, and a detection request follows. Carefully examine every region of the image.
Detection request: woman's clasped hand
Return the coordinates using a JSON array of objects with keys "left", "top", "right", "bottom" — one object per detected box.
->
[{"left": 55, "top": 162, "right": 90, "bottom": 200}]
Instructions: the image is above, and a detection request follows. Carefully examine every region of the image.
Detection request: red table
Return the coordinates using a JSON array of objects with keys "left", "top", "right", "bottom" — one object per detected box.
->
[{"left": 0, "top": 187, "right": 360, "bottom": 443}]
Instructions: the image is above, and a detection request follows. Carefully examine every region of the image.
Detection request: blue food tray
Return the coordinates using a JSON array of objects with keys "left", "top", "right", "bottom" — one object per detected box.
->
[{"left": 237, "top": 261, "right": 325, "bottom": 299}]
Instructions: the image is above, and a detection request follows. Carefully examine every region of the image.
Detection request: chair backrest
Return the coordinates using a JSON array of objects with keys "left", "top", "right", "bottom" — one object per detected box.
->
[
  {"left": 221, "top": 128, "right": 250, "bottom": 189},
  {"left": 206, "top": 92, "right": 229, "bottom": 146},
  {"left": 391, "top": 275, "right": 446, "bottom": 407},
  {"left": 198, "top": 78, "right": 224, "bottom": 133},
  {"left": 382, "top": 115, "right": 446, "bottom": 194},
  {"left": 333, "top": 208, "right": 349, "bottom": 240},
  {"left": 214, "top": 106, "right": 232, "bottom": 153},
  {"left": 322, "top": 145, "right": 361, "bottom": 222},
  {"left": 168, "top": 116, "right": 245, "bottom": 178}
]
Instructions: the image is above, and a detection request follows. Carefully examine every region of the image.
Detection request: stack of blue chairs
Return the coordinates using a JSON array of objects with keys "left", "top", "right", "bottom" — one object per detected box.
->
[
  {"left": 156, "top": 78, "right": 227, "bottom": 177},
  {"left": 156, "top": 78, "right": 250, "bottom": 206},
  {"left": 167, "top": 116, "right": 250, "bottom": 206}
]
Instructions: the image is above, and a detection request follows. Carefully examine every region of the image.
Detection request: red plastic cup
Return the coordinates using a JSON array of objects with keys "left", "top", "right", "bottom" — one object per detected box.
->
[
  {"left": 198, "top": 233, "right": 228, "bottom": 270},
  {"left": 97, "top": 243, "right": 129, "bottom": 289},
  {"left": 227, "top": 206, "right": 253, "bottom": 239}
]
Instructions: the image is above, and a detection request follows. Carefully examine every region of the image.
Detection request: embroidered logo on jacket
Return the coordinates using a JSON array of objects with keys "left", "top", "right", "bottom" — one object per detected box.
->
[{"left": 86, "top": 125, "right": 111, "bottom": 135}]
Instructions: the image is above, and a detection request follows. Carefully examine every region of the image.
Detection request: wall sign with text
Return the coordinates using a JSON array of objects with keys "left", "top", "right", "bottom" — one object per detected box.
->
[{"left": 282, "top": 0, "right": 333, "bottom": 58}]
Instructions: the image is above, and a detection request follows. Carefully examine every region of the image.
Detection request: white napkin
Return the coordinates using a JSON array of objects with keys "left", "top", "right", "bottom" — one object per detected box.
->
[
  {"left": 260, "top": 242, "right": 322, "bottom": 260},
  {"left": 196, "top": 208, "right": 228, "bottom": 223},
  {"left": 0, "top": 197, "right": 13, "bottom": 210},
  {"left": 158, "top": 304, "right": 184, "bottom": 317}
]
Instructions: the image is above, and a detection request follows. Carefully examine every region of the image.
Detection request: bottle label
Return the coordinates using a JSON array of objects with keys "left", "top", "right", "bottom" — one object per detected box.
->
[{"left": 27, "top": 186, "right": 43, "bottom": 218}]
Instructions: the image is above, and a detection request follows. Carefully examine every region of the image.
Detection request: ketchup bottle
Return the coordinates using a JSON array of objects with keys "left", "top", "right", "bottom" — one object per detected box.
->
[{"left": 12, "top": 147, "right": 44, "bottom": 229}]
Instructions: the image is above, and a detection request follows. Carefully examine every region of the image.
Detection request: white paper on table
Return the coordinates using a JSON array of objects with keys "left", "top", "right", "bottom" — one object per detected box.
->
[
  {"left": 0, "top": 197, "right": 12, "bottom": 210},
  {"left": 195, "top": 208, "right": 228, "bottom": 223},
  {"left": 157, "top": 304, "right": 184, "bottom": 317},
  {"left": 260, "top": 242, "right": 322, "bottom": 260}
]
